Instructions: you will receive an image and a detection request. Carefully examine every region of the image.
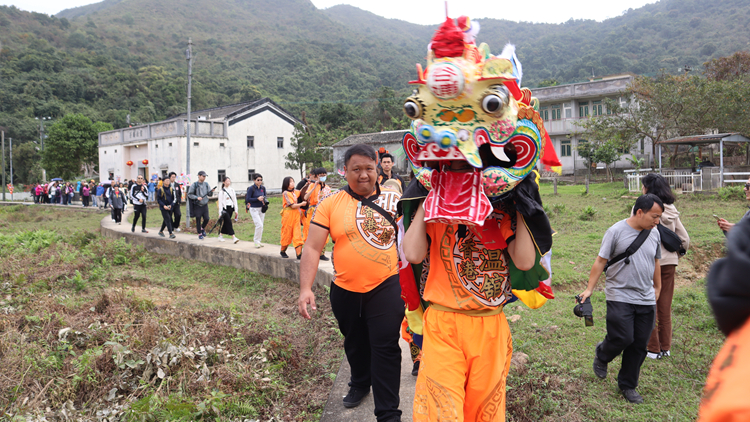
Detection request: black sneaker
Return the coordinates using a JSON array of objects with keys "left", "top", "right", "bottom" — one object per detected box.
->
[
  {"left": 169, "top": 234, "right": 176, "bottom": 239},
  {"left": 593, "top": 343, "right": 607, "bottom": 379},
  {"left": 342, "top": 387, "right": 369, "bottom": 408},
  {"left": 319, "top": 254, "right": 330, "bottom": 261},
  {"left": 131, "top": 226, "right": 135, "bottom": 233},
  {"left": 158, "top": 232, "right": 165, "bottom": 237},
  {"left": 411, "top": 361, "right": 420, "bottom": 376},
  {"left": 621, "top": 388, "right": 644, "bottom": 404},
  {"left": 141, "top": 229, "right": 148, "bottom": 233},
  {"left": 296, "top": 255, "right": 302, "bottom": 260},
  {"left": 280, "top": 251, "right": 289, "bottom": 258}
]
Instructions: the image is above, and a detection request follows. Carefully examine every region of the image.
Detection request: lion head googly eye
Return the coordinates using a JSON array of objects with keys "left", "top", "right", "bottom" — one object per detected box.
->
[
  {"left": 481, "top": 85, "right": 511, "bottom": 116},
  {"left": 404, "top": 99, "right": 422, "bottom": 119}
]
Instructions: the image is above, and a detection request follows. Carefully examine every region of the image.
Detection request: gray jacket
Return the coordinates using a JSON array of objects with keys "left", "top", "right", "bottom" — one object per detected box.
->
[{"left": 187, "top": 181, "right": 213, "bottom": 206}]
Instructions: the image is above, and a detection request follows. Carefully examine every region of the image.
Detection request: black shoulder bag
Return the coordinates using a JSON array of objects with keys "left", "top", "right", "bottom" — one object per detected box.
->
[
  {"left": 657, "top": 223, "right": 685, "bottom": 256},
  {"left": 604, "top": 228, "right": 651, "bottom": 273}
]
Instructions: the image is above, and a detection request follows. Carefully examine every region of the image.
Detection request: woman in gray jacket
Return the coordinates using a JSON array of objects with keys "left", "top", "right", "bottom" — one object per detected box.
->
[{"left": 641, "top": 173, "right": 690, "bottom": 359}]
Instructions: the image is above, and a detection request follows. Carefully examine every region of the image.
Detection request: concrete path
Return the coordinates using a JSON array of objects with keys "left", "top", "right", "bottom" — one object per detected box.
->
[{"left": 96, "top": 207, "right": 417, "bottom": 421}]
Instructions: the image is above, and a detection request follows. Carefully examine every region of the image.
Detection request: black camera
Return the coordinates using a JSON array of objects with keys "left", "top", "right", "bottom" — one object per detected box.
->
[{"left": 574, "top": 295, "right": 594, "bottom": 327}]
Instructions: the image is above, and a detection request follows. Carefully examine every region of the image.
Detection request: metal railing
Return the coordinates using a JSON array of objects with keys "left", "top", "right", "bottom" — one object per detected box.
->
[{"left": 627, "top": 172, "right": 702, "bottom": 193}]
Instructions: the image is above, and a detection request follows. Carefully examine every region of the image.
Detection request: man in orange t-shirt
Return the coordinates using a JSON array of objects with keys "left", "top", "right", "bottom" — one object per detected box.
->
[
  {"left": 403, "top": 199, "right": 536, "bottom": 421},
  {"left": 298, "top": 145, "right": 404, "bottom": 422}
]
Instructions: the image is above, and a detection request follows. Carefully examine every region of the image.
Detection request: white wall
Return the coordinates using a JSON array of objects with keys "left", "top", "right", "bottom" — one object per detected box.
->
[{"left": 226, "top": 108, "right": 298, "bottom": 192}]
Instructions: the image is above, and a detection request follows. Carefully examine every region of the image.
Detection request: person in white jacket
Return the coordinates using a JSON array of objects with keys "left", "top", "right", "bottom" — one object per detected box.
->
[
  {"left": 217, "top": 177, "right": 240, "bottom": 243},
  {"left": 641, "top": 173, "right": 690, "bottom": 360}
]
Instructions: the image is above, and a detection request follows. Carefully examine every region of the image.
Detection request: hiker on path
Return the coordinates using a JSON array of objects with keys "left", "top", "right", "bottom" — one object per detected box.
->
[
  {"left": 217, "top": 177, "right": 240, "bottom": 244},
  {"left": 279, "top": 176, "right": 305, "bottom": 259},
  {"left": 245, "top": 173, "right": 267, "bottom": 248},
  {"left": 298, "top": 144, "right": 403, "bottom": 422},
  {"left": 169, "top": 172, "right": 183, "bottom": 232},
  {"left": 130, "top": 175, "right": 149, "bottom": 233},
  {"left": 188, "top": 171, "right": 214, "bottom": 240},
  {"left": 301, "top": 167, "right": 330, "bottom": 261},
  {"left": 109, "top": 182, "right": 125, "bottom": 225},
  {"left": 157, "top": 177, "right": 176, "bottom": 239}
]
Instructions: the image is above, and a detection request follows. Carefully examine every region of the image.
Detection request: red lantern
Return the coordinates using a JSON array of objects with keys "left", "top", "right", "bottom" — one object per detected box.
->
[
  {"left": 126, "top": 160, "right": 134, "bottom": 166},
  {"left": 142, "top": 159, "right": 149, "bottom": 165}
]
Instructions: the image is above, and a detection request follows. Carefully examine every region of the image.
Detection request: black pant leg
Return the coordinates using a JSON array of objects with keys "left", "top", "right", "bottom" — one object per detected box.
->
[
  {"left": 330, "top": 282, "right": 372, "bottom": 391},
  {"left": 132, "top": 208, "right": 140, "bottom": 230},
  {"left": 141, "top": 206, "right": 147, "bottom": 229},
  {"left": 618, "top": 304, "right": 655, "bottom": 390},
  {"left": 598, "top": 301, "right": 636, "bottom": 363},
  {"left": 172, "top": 205, "right": 182, "bottom": 228},
  {"left": 160, "top": 209, "right": 174, "bottom": 234},
  {"left": 363, "top": 275, "right": 404, "bottom": 421},
  {"left": 201, "top": 207, "right": 209, "bottom": 230}
]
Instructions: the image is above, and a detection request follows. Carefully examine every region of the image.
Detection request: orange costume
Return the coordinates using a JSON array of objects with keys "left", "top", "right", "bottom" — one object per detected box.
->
[
  {"left": 302, "top": 183, "right": 322, "bottom": 242},
  {"left": 698, "top": 314, "right": 750, "bottom": 422},
  {"left": 414, "top": 213, "right": 516, "bottom": 422},
  {"left": 280, "top": 190, "right": 304, "bottom": 257}
]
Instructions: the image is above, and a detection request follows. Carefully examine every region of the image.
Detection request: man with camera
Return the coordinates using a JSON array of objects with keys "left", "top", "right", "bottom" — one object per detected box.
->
[
  {"left": 578, "top": 194, "right": 663, "bottom": 404},
  {"left": 130, "top": 175, "right": 149, "bottom": 233},
  {"left": 187, "top": 170, "right": 215, "bottom": 240}
]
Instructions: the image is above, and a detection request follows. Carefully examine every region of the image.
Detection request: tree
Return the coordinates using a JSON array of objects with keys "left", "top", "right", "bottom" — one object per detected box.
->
[
  {"left": 41, "top": 114, "right": 112, "bottom": 180},
  {"left": 285, "top": 123, "right": 325, "bottom": 180},
  {"left": 575, "top": 138, "right": 627, "bottom": 182},
  {"left": 704, "top": 51, "right": 750, "bottom": 82}
]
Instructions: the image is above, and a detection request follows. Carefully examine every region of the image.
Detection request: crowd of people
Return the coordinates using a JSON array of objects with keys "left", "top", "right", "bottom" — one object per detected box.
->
[{"left": 295, "top": 143, "right": 750, "bottom": 422}]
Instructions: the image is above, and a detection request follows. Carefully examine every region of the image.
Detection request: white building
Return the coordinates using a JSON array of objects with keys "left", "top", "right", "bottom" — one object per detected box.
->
[
  {"left": 532, "top": 74, "right": 652, "bottom": 175},
  {"left": 98, "top": 98, "right": 302, "bottom": 192}
]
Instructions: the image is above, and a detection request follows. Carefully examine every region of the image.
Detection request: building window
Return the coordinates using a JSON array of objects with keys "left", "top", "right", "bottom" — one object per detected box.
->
[
  {"left": 114, "top": 149, "right": 117, "bottom": 153},
  {"left": 169, "top": 142, "right": 173, "bottom": 147},
  {"left": 247, "top": 136, "right": 254, "bottom": 148},
  {"left": 218, "top": 170, "right": 226, "bottom": 184},
  {"left": 564, "top": 105, "right": 572, "bottom": 119},
  {"left": 219, "top": 142, "right": 225, "bottom": 147},
  {"left": 277, "top": 137, "right": 284, "bottom": 148},
  {"left": 579, "top": 102, "right": 589, "bottom": 118},
  {"left": 155, "top": 144, "right": 159, "bottom": 148},
  {"left": 161, "top": 170, "right": 167, "bottom": 178},
  {"left": 540, "top": 107, "right": 549, "bottom": 121},
  {"left": 109, "top": 172, "right": 114, "bottom": 179},
  {"left": 560, "top": 140, "right": 571, "bottom": 157},
  {"left": 248, "top": 169, "right": 256, "bottom": 181},
  {"left": 551, "top": 104, "right": 561, "bottom": 120},
  {"left": 592, "top": 101, "right": 603, "bottom": 116},
  {"left": 194, "top": 142, "right": 199, "bottom": 146}
]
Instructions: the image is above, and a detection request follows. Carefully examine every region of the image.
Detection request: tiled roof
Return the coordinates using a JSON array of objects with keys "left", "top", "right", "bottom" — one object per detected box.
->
[
  {"left": 333, "top": 130, "right": 408, "bottom": 147},
  {"left": 658, "top": 133, "right": 750, "bottom": 145}
]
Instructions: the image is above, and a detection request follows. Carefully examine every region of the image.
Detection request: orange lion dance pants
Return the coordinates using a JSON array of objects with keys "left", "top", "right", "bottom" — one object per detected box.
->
[
  {"left": 414, "top": 308, "right": 512, "bottom": 422},
  {"left": 280, "top": 208, "right": 303, "bottom": 255}
]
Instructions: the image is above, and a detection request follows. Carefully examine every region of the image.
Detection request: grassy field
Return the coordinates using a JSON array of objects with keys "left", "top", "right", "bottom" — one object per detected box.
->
[
  {"left": 0, "top": 206, "right": 341, "bottom": 421},
  {"left": 0, "top": 181, "right": 739, "bottom": 421}
]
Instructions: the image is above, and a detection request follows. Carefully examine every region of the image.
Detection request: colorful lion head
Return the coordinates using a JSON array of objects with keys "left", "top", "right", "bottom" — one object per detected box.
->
[{"left": 402, "top": 16, "right": 559, "bottom": 227}]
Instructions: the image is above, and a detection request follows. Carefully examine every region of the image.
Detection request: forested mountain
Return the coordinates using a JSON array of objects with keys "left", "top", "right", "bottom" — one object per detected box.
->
[{"left": 0, "top": 0, "right": 749, "bottom": 182}]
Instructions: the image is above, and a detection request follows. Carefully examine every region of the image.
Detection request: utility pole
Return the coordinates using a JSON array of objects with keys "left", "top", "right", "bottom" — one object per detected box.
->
[
  {"left": 1, "top": 130, "right": 5, "bottom": 201},
  {"left": 185, "top": 38, "right": 193, "bottom": 228},
  {"left": 8, "top": 137, "right": 12, "bottom": 201}
]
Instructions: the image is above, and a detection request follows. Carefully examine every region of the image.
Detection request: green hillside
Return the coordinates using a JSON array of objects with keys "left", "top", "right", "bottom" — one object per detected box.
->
[{"left": 0, "top": 0, "right": 749, "bottom": 184}]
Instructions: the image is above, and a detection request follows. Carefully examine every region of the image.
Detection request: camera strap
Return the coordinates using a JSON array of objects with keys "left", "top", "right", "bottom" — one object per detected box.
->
[{"left": 604, "top": 228, "right": 650, "bottom": 273}]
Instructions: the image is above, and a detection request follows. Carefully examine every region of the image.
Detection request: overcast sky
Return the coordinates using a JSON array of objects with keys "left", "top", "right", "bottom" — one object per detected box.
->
[{"left": 4, "top": 0, "right": 658, "bottom": 24}]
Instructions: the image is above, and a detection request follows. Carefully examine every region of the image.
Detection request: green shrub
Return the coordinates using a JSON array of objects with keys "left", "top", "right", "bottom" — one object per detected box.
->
[
  {"left": 552, "top": 204, "right": 567, "bottom": 214},
  {"left": 578, "top": 206, "right": 598, "bottom": 221},
  {"left": 717, "top": 186, "right": 745, "bottom": 201}
]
